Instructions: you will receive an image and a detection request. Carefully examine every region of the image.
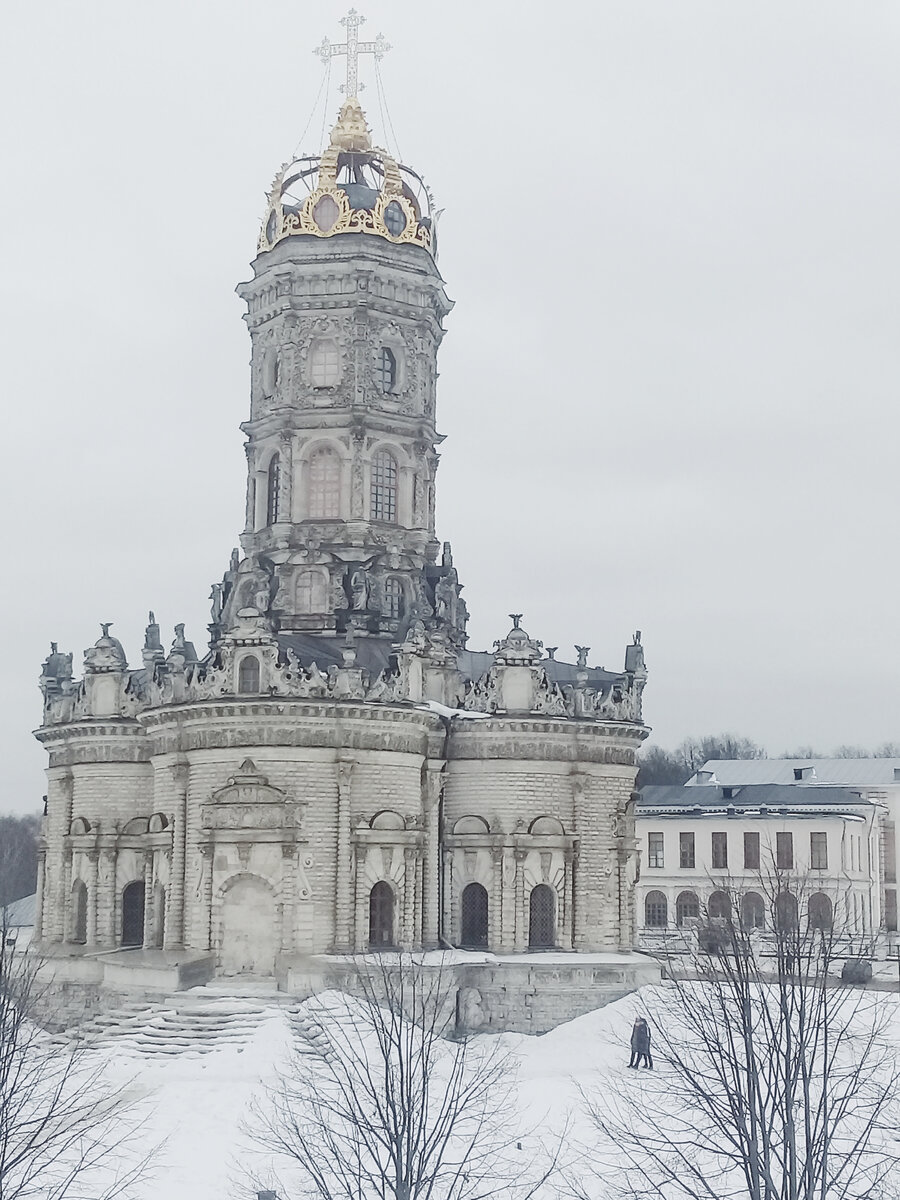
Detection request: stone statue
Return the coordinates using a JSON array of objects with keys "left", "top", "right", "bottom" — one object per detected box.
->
[
  {"left": 575, "top": 645, "right": 590, "bottom": 670},
  {"left": 350, "top": 570, "right": 368, "bottom": 610}
]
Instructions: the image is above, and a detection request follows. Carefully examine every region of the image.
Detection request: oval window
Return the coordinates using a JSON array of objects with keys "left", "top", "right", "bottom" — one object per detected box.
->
[
  {"left": 313, "top": 194, "right": 340, "bottom": 233},
  {"left": 383, "top": 201, "right": 407, "bottom": 237}
]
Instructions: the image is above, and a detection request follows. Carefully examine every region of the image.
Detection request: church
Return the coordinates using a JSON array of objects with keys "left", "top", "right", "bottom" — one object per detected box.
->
[{"left": 33, "top": 14, "right": 653, "bottom": 1028}]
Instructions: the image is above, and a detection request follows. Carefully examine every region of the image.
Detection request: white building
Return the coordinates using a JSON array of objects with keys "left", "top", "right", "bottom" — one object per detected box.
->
[
  {"left": 688, "top": 759, "right": 900, "bottom": 933},
  {"left": 636, "top": 783, "right": 880, "bottom": 948}
]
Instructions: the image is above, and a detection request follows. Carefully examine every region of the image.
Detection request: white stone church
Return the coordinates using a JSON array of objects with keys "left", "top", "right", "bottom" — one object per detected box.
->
[{"left": 33, "top": 24, "right": 653, "bottom": 1028}]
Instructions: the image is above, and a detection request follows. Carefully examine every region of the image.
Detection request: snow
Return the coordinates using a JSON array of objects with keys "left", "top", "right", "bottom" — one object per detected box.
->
[{"left": 37, "top": 983, "right": 900, "bottom": 1200}]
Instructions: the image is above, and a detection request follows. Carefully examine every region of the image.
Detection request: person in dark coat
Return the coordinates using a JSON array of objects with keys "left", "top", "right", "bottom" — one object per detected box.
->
[{"left": 628, "top": 1017, "right": 653, "bottom": 1069}]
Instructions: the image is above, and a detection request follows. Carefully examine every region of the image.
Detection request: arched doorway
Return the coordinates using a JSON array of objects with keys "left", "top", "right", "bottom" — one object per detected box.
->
[
  {"left": 460, "top": 883, "right": 489, "bottom": 948},
  {"left": 121, "top": 882, "right": 145, "bottom": 947},
  {"left": 220, "top": 877, "right": 277, "bottom": 975},
  {"left": 528, "top": 885, "right": 556, "bottom": 949},
  {"left": 71, "top": 880, "right": 87, "bottom": 944},
  {"left": 369, "top": 881, "right": 395, "bottom": 949}
]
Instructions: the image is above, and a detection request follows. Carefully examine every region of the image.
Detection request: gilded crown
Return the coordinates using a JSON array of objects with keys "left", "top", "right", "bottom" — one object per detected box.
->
[{"left": 258, "top": 99, "right": 436, "bottom": 257}]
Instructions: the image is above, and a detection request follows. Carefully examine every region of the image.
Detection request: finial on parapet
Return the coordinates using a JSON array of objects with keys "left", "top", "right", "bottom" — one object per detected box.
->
[
  {"left": 546, "top": 647, "right": 557, "bottom": 660},
  {"left": 100, "top": 622, "right": 113, "bottom": 638},
  {"left": 575, "top": 646, "right": 590, "bottom": 670},
  {"left": 625, "top": 631, "right": 646, "bottom": 675},
  {"left": 509, "top": 614, "right": 523, "bottom": 629}
]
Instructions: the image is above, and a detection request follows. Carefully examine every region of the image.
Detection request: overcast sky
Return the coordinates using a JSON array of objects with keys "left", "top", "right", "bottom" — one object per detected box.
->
[{"left": 1, "top": 1, "right": 898, "bottom": 815}]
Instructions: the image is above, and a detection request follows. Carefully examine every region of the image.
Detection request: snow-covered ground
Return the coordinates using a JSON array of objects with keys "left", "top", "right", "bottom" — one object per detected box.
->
[{"left": 40, "top": 982, "right": 900, "bottom": 1200}]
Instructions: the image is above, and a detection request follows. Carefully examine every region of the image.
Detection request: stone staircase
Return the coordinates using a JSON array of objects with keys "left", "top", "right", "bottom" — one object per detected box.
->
[{"left": 54, "top": 990, "right": 293, "bottom": 1057}]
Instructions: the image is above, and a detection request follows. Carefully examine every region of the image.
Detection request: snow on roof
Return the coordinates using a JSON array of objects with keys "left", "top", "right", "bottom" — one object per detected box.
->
[
  {"left": 688, "top": 759, "right": 900, "bottom": 788},
  {"left": 2, "top": 893, "right": 36, "bottom": 927}
]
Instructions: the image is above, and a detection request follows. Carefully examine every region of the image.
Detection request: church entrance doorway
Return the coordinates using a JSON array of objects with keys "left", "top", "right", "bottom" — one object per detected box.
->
[
  {"left": 460, "top": 883, "right": 489, "bottom": 948},
  {"left": 368, "top": 881, "right": 395, "bottom": 948},
  {"left": 121, "top": 882, "right": 145, "bottom": 947},
  {"left": 220, "top": 877, "right": 277, "bottom": 976},
  {"left": 528, "top": 884, "right": 556, "bottom": 949}
]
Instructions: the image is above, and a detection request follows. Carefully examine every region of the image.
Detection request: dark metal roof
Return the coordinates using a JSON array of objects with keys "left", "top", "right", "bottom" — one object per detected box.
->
[{"left": 638, "top": 783, "right": 872, "bottom": 812}]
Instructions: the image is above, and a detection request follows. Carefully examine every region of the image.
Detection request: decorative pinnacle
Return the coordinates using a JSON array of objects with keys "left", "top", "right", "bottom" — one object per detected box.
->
[
  {"left": 313, "top": 9, "right": 391, "bottom": 100},
  {"left": 509, "top": 614, "right": 523, "bottom": 629}
]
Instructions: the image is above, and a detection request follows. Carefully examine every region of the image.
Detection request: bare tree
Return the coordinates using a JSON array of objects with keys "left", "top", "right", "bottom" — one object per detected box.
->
[
  {"left": 577, "top": 867, "right": 900, "bottom": 1200},
  {"left": 246, "top": 953, "right": 560, "bottom": 1200},
  {"left": 0, "top": 815, "right": 40, "bottom": 907},
  {"left": 0, "top": 916, "right": 150, "bottom": 1199}
]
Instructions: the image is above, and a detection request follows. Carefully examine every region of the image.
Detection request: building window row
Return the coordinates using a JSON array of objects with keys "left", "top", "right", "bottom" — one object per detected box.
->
[
  {"left": 261, "top": 446, "right": 402, "bottom": 526},
  {"left": 644, "top": 888, "right": 835, "bottom": 932},
  {"left": 647, "top": 829, "right": 828, "bottom": 871}
]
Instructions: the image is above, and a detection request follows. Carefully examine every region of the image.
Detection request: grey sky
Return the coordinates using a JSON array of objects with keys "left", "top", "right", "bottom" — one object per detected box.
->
[{"left": 2, "top": 1, "right": 898, "bottom": 815}]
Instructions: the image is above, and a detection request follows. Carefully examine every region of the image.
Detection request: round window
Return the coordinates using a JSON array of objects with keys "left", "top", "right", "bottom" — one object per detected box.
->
[
  {"left": 383, "top": 201, "right": 407, "bottom": 237},
  {"left": 313, "top": 194, "right": 341, "bottom": 233}
]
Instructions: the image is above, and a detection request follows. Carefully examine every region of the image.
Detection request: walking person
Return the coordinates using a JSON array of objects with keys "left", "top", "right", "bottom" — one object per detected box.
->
[{"left": 628, "top": 1016, "right": 653, "bottom": 1069}]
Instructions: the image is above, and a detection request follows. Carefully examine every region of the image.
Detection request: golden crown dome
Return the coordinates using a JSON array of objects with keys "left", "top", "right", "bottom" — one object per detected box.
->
[{"left": 258, "top": 100, "right": 436, "bottom": 257}]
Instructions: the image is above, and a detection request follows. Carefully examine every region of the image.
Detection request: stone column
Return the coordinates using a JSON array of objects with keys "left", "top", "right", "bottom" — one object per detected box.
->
[
  {"left": 279, "top": 430, "right": 293, "bottom": 522},
  {"left": 491, "top": 847, "right": 504, "bottom": 949},
  {"left": 353, "top": 845, "right": 368, "bottom": 951},
  {"left": 421, "top": 769, "right": 442, "bottom": 948},
  {"left": 142, "top": 852, "right": 154, "bottom": 949},
  {"left": 442, "top": 847, "right": 454, "bottom": 944},
  {"left": 281, "top": 844, "right": 296, "bottom": 953},
  {"left": 500, "top": 847, "right": 516, "bottom": 952},
  {"left": 402, "top": 847, "right": 417, "bottom": 949},
  {"left": 514, "top": 849, "right": 527, "bottom": 952},
  {"left": 165, "top": 764, "right": 188, "bottom": 950},
  {"left": 561, "top": 848, "right": 575, "bottom": 951},
  {"left": 61, "top": 848, "right": 73, "bottom": 942},
  {"left": 334, "top": 760, "right": 354, "bottom": 951},
  {"left": 571, "top": 773, "right": 590, "bottom": 950},
  {"left": 49, "top": 773, "right": 74, "bottom": 942},
  {"left": 199, "top": 844, "right": 214, "bottom": 952},
  {"left": 86, "top": 850, "right": 100, "bottom": 945},
  {"left": 34, "top": 852, "right": 45, "bottom": 942},
  {"left": 101, "top": 846, "right": 118, "bottom": 946},
  {"left": 244, "top": 442, "right": 256, "bottom": 532}
]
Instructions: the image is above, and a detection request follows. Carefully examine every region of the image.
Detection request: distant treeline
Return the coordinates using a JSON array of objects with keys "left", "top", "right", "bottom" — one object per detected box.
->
[
  {"left": 637, "top": 735, "right": 900, "bottom": 788},
  {"left": 0, "top": 814, "right": 40, "bottom": 907}
]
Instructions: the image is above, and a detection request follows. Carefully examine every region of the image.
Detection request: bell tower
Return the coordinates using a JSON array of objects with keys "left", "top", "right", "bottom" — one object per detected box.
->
[{"left": 220, "top": 43, "right": 464, "bottom": 647}]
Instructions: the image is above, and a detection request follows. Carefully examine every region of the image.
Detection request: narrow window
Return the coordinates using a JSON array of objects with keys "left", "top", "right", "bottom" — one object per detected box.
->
[
  {"left": 296, "top": 568, "right": 328, "bottom": 614},
  {"left": 308, "top": 447, "right": 341, "bottom": 519},
  {"left": 776, "top": 831, "right": 794, "bottom": 870},
  {"left": 528, "top": 885, "right": 556, "bottom": 949},
  {"left": 647, "top": 832, "right": 664, "bottom": 869},
  {"left": 266, "top": 455, "right": 281, "bottom": 525},
  {"left": 238, "top": 655, "right": 260, "bottom": 694},
  {"left": 810, "top": 832, "right": 828, "bottom": 870},
  {"left": 374, "top": 347, "right": 397, "bottom": 393},
  {"left": 368, "top": 882, "right": 395, "bottom": 949},
  {"left": 384, "top": 576, "right": 403, "bottom": 620},
  {"left": 310, "top": 339, "right": 340, "bottom": 388},
  {"left": 460, "top": 883, "right": 489, "bottom": 948},
  {"left": 371, "top": 451, "right": 398, "bottom": 523},
  {"left": 71, "top": 880, "right": 87, "bottom": 944},
  {"left": 121, "top": 882, "right": 145, "bottom": 947},
  {"left": 679, "top": 832, "right": 695, "bottom": 869},
  {"left": 644, "top": 891, "right": 667, "bottom": 928},
  {"left": 711, "top": 832, "right": 728, "bottom": 870},
  {"left": 743, "top": 831, "right": 760, "bottom": 870}
]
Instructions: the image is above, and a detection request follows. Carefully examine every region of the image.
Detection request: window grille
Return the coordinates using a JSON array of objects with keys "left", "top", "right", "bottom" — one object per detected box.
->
[
  {"left": 676, "top": 891, "right": 700, "bottom": 926},
  {"left": 679, "top": 832, "right": 695, "bottom": 869},
  {"left": 647, "top": 832, "right": 664, "bottom": 868},
  {"left": 460, "top": 883, "right": 489, "bottom": 948},
  {"left": 371, "top": 451, "right": 398, "bottom": 522},
  {"left": 384, "top": 576, "right": 403, "bottom": 619},
  {"left": 310, "top": 340, "right": 340, "bottom": 387},
  {"left": 266, "top": 455, "right": 281, "bottom": 525},
  {"left": 296, "top": 569, "right": 328, "bottom": 614},
  {"left": 374, "top": 347, "right": 397, "bottom": 393},
  {"left": 308, "top": 448, "right": 341, "bottom": 519},
  {"left": 644, "top": 891, "right": 667, "bottom": 928},
  {"left": 528, "top": 885, "right": 556, "bottom": 948}
]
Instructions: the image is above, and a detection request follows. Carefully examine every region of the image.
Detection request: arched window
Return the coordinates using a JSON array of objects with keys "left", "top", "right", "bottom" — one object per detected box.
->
[
  {"left": 529, "top": 816, "right": 566, "bottom": 836},
  {"left": 452, "top": 815, "right": 490, "bottom": 835},
  {"left": 369, "top": 882, "right": 395, "bottom": 949},
  {"left": 308, "top": 447, "right": 341, "bottom": 519},
  {"left": 310, "top": 339, "right": 340, "bottom": 388},
  {"left": 238, "top": 655, "right": 261, "bottom": 694},
  {"left": 374, "top": 347, "right": 397, "bottom": 393},
  {"left": 644, "top": 890, "right": 668, "bottom": 928},
  {"left": 529, "top": 884, "right": 556, "bottom": 949},
  {"left": 121, "top": 882, "right": 145, "bottom": 948},
  {"left": 371, "top": 451, "right": 398, "bottom": 523},
  {"left": 266, "top": 454, "right": 281, "bottom": 525},
  {"left": 460, "top": 882, "right": 489, "bottom": 948},
  {"left": 384, "top": 576, "right": 403, "bottom": 620},
  {"left": 708, "top": 890, "right": 732, "bottom": 921},
  {"left": 296, "top": 568, "right": 329, "bottom": 614},
  {"left": 808, "top": 893, "right": 833, "bottom": 931},
  {"left": 676, "top": 890, "right": 700, "bottom": 927},
  {"left": 71, "top": 879, "right": 87, "bottom": 944},
  {"left": 775, "top": 892, "right": 799, "bottom": 932},
  {"left": 741, "top": 891, "right": 765, "bottom": 930}
]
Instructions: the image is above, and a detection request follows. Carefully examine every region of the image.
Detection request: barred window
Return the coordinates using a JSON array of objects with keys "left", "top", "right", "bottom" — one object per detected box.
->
[
  {"left": 374, "top": 347, "right": 397, "bottom": 393},
  {"left": 266, "top": 455, "right": 281, "bottom": 525},
  {"left": 384, "top": 576, "right": 403, "bottom": 619},
  {"left": 676, "top": 890, "right": 700, "bottom": 926},
  {"left": 647, "top": 832, "right": 664, "bottom": 869},
  {"left": 528, "top": 885, "right": 556, "bottom": 949},
  {"left": 644, "top": 890, "right": 667, "bottom": 928},
  {"left": 371, "top": 451, "right": 398, "bottom": 522},
  {"left": 308, "top": 447, "right": 341, "bottom": 519},
  {"left": 310, "top": 339, "right": 340, "bottom": 388}
]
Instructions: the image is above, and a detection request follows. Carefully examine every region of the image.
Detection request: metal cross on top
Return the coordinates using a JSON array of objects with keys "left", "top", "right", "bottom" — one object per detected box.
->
[{"left": 313, "top": 9, "right": 391, "bottom": 100}]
